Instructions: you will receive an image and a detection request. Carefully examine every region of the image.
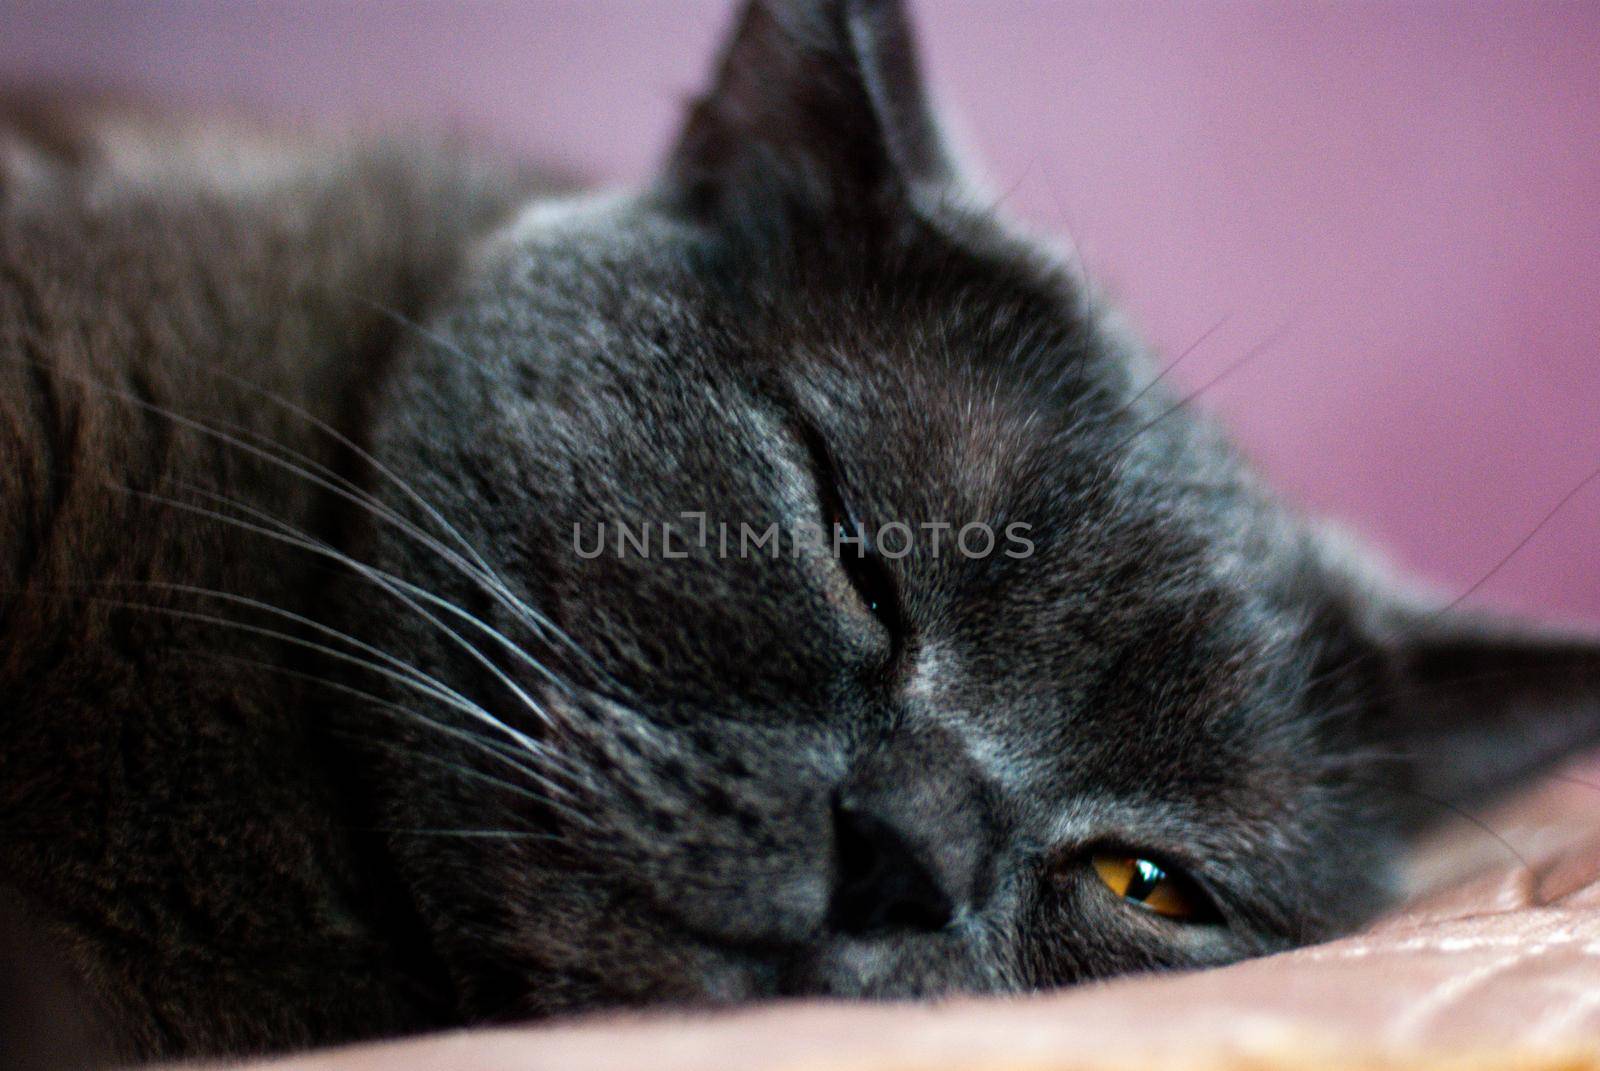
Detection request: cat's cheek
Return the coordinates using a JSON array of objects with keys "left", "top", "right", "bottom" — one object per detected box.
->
[{"left": 1041, "top": 870, "right": 1250, "bottom": 978}]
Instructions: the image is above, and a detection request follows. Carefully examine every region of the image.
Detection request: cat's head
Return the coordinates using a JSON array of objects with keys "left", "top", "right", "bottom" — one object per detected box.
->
[{"left": 342, "top": 0, "right": 1600, "bottom": 1018}]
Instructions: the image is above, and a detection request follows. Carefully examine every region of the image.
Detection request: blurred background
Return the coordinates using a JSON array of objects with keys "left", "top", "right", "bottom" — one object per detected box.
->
[{"left": 3, "top": 0, "right": 1598, "bottom": 622}]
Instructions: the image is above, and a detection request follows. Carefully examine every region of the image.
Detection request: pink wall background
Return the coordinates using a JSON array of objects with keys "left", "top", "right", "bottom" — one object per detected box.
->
[{"left": 4, "top": 1, "right": 1599, "bottom": 623}]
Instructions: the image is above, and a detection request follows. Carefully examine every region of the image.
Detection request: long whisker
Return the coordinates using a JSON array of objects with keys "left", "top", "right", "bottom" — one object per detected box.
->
[
  {"left": 1441, "top": 457, "right": 1600, "bottom": 614},
  {"left": 151, "top": 577, "right": 557, "bottom": 759},
  {"left": 358, "top": 743, "right": 551, "bottom": 809},
  {"left": 196, "top": 651, "right": 603, "bottom": 833},
  {"left": 1344, "top": 773, "right": 1533, "bottom": 872},
  {"left": 116, "top": 483, "right": 571, "bottom": 747},
  {"left": 328, "top": 729, "right": 597, "bottom": 836},
  {"left": 1114, "top": 313, "right": 1231, "bottom": 421},
  {"left": 325, "top": 296, "right": 610, "bottom": 672},
  {"left": 7, "top": 352, "right": 624, "bottom": 815},
  {"left": 151, "top": 479, "right": 582, "bottom": 701},
  {"left": 1323, "top": 744, "right": 1600, "bottom": 876},
  {"left": 1114, "top": 322, "right": 1292, "bottom": 455},
  {"left": 43, "top": 585, "right": 584, "bottom": 803},
  {"left": 192, "top": 651, "right": 567, "bottom": 803},
  {"left": 1303, "top": 452, "right": 1600, "bottom": 706},
  {"left": 3, "top": 351, "right": 606, "bottom": 683}
]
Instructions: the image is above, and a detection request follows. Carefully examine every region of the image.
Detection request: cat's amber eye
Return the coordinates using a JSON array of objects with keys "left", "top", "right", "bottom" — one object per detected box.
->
[{"left": 1090, "top": 853, "right": 1210, "bottom": 921}]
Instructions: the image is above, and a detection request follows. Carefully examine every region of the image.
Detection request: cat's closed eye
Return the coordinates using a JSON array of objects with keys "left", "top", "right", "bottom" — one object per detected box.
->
[
  {"left": 831, "top": 510, "right": 902, "bottom": 634},
  {"left": 804, "top": 426, "right": 905, "bottom": 637}
]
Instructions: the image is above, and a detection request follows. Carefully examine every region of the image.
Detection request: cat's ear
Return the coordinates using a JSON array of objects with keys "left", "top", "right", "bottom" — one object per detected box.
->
[
  {"left": 1317, "top": 544, "right": 1600, "bottom": 831},
  {"left": 660, "top": 0, "right": 960, "bottom": 233}
]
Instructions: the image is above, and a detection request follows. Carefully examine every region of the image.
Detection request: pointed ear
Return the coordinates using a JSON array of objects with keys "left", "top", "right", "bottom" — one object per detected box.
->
[
  {"left": 1317, "top": 546, "right": 1600, "bottom": 830},
  {"left": 661, "top": 0, "right": 960, "bottom": 233},
  {"left": 1365, "top": 611, "right": 1600, "bottom": 825}
]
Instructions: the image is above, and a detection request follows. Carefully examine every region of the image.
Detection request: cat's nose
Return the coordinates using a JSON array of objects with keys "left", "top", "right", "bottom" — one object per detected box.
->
[
  {"left": 826, "top": 727, "right": 992, "bottom": 936},
  {"left": 830, "top": 802, "right": 957, "bottom": 933}
]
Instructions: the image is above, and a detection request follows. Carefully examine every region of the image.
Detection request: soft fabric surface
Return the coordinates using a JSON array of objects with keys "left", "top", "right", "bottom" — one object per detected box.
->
[{"left": 199, "top": 756, "right": 1600, "bottom": 1071}]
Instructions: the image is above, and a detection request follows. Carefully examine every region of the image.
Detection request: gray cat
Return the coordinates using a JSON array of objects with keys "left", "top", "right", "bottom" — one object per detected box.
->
[{"left": 3, "top": 1, "right": 1597, "bottom": 1066}]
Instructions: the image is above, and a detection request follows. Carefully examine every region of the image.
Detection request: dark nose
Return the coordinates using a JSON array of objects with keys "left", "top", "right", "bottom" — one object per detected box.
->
[{"left": 827, "top": 727, "right": 992, "bottom": 936}]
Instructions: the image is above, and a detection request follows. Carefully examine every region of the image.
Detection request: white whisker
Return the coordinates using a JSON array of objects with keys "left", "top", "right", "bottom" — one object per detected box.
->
[
  {"left": 59, "top": 587, "right": 587, "bottom": 805},
  {"left": 159, "top": 479, "right": 579, "bottom": 700},
  {"left": 3, "top": 351, "right": 609, "bottom": 687},
  {"left": 193, "top": 650, "right": 578, "bottom": 809},
  {"left": 119, "top": 484, "right": 567, "bottom": 748}
]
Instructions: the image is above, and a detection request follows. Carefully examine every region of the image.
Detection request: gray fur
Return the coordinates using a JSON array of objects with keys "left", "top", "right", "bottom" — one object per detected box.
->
[{"left": 3, "top": 1, "right": 1599, "bottom": 1065}]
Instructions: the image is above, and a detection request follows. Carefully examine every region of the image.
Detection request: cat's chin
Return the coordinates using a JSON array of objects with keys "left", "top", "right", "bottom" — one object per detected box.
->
[
  {"left": 769, "top": 927, "right": 1003, "bottom": 1002},
  {"left": 568, "top": 943, "right": 991, "bottom": 1012},
  {"left": 504, "top": 929, "right": 1000, "bottom": 1017}
]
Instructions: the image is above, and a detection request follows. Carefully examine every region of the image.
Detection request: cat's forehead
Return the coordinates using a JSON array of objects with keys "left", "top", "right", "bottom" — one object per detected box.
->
[
  {"left": 479, "top": 192, "right": 1298, "bottom": 596},
  {"left": 479, "top": 191, "right": 1292, "bottom": 608}
]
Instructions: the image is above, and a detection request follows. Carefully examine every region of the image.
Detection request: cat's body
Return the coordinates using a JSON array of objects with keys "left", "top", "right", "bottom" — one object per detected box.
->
[
  {"left": 3, "top": 3, "right": 1599, "bottom": 1067},
  {"left": 0, "top": 103, "right": 539, "bottom": 1060}
]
